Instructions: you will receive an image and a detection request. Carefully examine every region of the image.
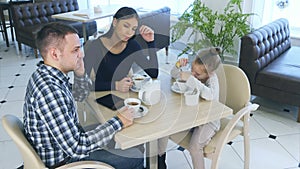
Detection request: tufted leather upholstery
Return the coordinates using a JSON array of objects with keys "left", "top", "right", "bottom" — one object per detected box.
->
[
  {"left": 239, "top": 18, "right": 300, "bottom": 122},
  {"left": 11, "top": 0, "right": 97, "bottom": 55},
  {"left": 134, "top": 7, "right": 170, "bottom": 53}
]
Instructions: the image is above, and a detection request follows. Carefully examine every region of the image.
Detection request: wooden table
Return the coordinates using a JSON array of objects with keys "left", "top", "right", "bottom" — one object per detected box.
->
[
  {"left": 86, "top": 71, "right": 233, "bottom": 169},
  {"left": 52, "top": 4, "right": 122, "bottom": 41}
]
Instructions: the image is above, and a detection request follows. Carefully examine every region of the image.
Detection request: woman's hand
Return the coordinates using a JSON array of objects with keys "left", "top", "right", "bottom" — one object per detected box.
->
[
  {"left": 139, "top": 25, "right": 154, "bottom": 42},
  {"left": 116, "top": 106, "right": 134, "bottom": 128},
  {"left": 115, "top": 77, "right": 133, "bottom": 92}
]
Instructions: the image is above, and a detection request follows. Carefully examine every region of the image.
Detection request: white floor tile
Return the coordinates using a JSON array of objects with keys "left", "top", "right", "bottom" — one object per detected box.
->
[
  {"left": 252, "top": 97, "right": 299, "bottom": 122},
  {"left": 0, "top": 141, "right": 23, "bottom": 169},
  {"left": 0, "top": 100, "right": 24, "bottom": 119},
  {"left": 13, "top": 73, "right": 31, "bottom": 87},
  {"left": 0, "top": 120, "right": 11, "bottom": 142},
  {"left": 0, "top": 56, "right": 26, "bottom": 68},
  {"left": 0, "top": 88, "right": 8, "bottom": 101},
  {"left": 0, "top": 76, "right": 15, "bottom": 88},
  {"left": 276, "top": 134, "right": 300, "bottom": 162},
  {"left": 19, "top": 61, "right": 39, "bottom": 75},
  {"left": 166, "top": 149, "right": 192, "bottom": 169},
  {"left": 5, "top": 86, "right": 27, "bottom": 102},
  {"left": 233, "top": 116, "right": 269, "bottom": 142},
  {"left": 214, "top": 145, "right": 244, "bottom": 169},
  {"left": 253, "top": 110, "right": 300, "bottom": 136},
  {"left": 232, "top": 138, "right": 298, "bottom": 169},
  {"left": 0, "top": 66, "right": 22, "bottom": 78}
]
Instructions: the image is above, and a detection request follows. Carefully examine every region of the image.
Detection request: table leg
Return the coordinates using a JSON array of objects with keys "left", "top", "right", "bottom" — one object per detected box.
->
[
  {"left": 146, "top": 140, "right": 158, "bottom": 169},
  {"left": 82, "top": 23, "right": 87, "bottom": 42},
  {"left": 8, "top": 7, "right": 14, "bottom": 41},
  {"left": 0, "top": 7, "right": 9, "bottom": 47}
]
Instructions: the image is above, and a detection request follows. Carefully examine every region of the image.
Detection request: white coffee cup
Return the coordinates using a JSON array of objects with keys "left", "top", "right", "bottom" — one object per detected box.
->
[
  {"left": 124, "top": 98, "right": 141, "bottom": 114},
  {"left": 184, "top": 89, "right": 200, "bottom": 106},
  {"left": 138, "top": 80, "right": 161, "bottom": 105},
  {"left": 174, "top": 79, "right": 187, "bottom": 92},
  {"left": 94, "top": 5, "right": 102, "bottom": 13},
  {"left": 132, "top": 75, "right": 146, "bottom": 90}
]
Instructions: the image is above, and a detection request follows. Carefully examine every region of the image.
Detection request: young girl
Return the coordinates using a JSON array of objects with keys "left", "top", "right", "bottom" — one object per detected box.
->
[{"left": 170, "top": 47, "right": 222, "bottom": 169}]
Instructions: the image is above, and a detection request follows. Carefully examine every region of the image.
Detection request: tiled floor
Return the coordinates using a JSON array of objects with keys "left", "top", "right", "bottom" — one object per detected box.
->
[{"left": 0, "top": 38, "right": 300, "bottom": 169}]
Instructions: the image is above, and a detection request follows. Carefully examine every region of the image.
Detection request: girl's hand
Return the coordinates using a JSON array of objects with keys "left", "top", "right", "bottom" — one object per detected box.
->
[
  {"left": 139, "top": 25, "right": 154, "bottom": 42},
  {"left": 115, "top": 77, "right": 133, "bottom": 92},
  {"left": 176, "top": 58, "right": 188, "bottom": 68}
]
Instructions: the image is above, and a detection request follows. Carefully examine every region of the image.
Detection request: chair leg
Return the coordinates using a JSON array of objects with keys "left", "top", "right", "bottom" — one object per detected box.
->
[
  {"left": 0, "top": 9, "right": 9, "bottom": 47},
  {"left": 165, "top": 46, "right": 168, "bottom": 56},
  {"left": 165, "top": 47, "right": 169, "bottom": 64},
  {"left": 18, "top": 42, "right": 22, "bottom": 51},
  {"left": 244, "top": 132, "right": 250, "bottom": 169},
  {"left": 8, "top": 9, "right": 14, "bottom": 41},
  {"left": 210, "top": 155, "right": 220, "bottom": 169},
  {"left": 297, "top": 107, "right": 300, "bottom": 123}
]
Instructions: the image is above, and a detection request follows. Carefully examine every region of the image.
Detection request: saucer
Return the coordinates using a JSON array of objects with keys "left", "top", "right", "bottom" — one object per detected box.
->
[
  {"left": 130, "top": 85, "right": 140, "bottom": 92},
  {"left": 171, "top": 85, "right": 186, "bottom": 94},
  {"left": 134, "top": 105, "right": 149, "bottom": 118},
  {"left": 132, "top": 74, "right": 149, "bottom": 78}
]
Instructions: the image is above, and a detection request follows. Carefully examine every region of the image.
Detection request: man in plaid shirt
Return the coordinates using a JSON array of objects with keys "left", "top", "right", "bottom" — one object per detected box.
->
[{"left": 23, "top": 22, "right": 144, "bottom": 169}]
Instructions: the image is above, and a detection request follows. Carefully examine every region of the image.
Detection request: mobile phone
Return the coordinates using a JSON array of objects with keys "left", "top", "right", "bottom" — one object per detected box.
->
[{"left": 95, "top": 94, "right": 125, "bottom": 110}]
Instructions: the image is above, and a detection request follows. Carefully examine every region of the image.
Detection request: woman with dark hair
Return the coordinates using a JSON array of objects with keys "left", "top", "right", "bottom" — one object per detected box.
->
[{"left": 84, "top": 7, "right": 159, "bottom": 92}]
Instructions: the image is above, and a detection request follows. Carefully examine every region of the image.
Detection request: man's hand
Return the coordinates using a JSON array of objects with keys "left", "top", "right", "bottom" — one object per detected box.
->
[
  {"left": 116, "top": 106, "right": 134, "bottom": 128},
  {"left": 139, "top": 25, "right": 154, "bottom": 42},
  {"left": 75, "top": 57, "right": 85, "bottom": 77},
  {"left": 115, "top": 77, "right": 133, "bottom": 92}
]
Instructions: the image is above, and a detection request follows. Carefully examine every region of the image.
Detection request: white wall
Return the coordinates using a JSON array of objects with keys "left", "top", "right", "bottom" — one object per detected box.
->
[
  {"left": 203, "top": 0, "right": 228, "bottom": 12},
  {"left": 78, "top": 0, "right": 88, "bottom": 9}
]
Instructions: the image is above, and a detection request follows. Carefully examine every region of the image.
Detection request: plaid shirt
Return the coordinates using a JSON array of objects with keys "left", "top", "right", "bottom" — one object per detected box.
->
[{"left": 23, "top": 64, "right": 122, "bottom": 167}]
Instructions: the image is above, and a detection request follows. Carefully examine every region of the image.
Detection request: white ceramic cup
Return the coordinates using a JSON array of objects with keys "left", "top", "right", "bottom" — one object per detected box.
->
[
  {"left": 124, "top": 98, "right": 141, "bottom": 114},
  {"left": 138, "top": 80, "right": 161, "bottom": 105},
  {"left": 132, "top": 76, "right": 146, "bottom": 90},
  {"left": 174, "top": 79, "right": 187, "bottom": 92},
  {"left": 94, "top": 5, "right": 102, "bottom": 13},
  {"left": 184, "top": 90, "right": 200, "bottom": 106}
]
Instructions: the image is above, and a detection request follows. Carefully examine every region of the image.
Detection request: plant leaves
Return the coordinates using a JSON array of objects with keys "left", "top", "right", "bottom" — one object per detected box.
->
[{"left": 171, "top": 0, "right": 255, "bottom": 60}]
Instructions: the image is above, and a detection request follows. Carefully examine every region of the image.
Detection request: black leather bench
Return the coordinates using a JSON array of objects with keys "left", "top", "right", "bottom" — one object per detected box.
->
[
  {"left": 11, "top": 0, "right": 97, "bottom": 57},
  {"left": 239, "top": 18, "right": 300, "bottom": 122}
]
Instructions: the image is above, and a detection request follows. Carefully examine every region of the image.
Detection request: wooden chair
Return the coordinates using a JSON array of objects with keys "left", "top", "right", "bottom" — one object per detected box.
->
[
  {"left": 2, "top": 114, "right": 114, "bottom": 169},
  {"left": 170, "top": 64, "right": 259, "bottom": 169}
]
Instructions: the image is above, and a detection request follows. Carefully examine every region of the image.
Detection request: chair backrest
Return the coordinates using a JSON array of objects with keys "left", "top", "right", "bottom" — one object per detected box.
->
[
  {"left": 57, "top": 161, "right": 115, "bottom": 169},
  {"left": 2, "top": 114, "right": 46, "bottom": 169},
  {"left": 217, "top": 64, "right": 251, "bottom": 114}
]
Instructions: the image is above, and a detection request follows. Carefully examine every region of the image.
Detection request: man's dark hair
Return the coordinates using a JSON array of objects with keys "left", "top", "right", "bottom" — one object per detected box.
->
[{"left": 36, "top": 22, "right": 78, "bottom": 58}]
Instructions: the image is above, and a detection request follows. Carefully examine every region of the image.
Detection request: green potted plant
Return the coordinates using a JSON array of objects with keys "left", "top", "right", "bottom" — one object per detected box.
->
[{"left": 171, "top": 0, "right": 254, "bottom": 61}]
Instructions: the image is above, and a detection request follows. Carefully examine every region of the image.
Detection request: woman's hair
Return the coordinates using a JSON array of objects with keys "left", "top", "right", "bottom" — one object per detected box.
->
[
  {"left": 102, "top": 7, "right": 139, "bottom": 38},
  {"left": 194, "top": 47, "right": 222, "bottom": 73},
  {"left": 36, "top": 22, "right": 78, "bottom": 59}
]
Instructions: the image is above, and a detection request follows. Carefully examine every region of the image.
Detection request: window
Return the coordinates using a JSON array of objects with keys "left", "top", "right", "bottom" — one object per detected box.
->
[
  {"left": 262, "top": 0, "right": 300, "bottom": 38},
  {"left": 89, "top": 0, "right": 193, "bottom": 15}
]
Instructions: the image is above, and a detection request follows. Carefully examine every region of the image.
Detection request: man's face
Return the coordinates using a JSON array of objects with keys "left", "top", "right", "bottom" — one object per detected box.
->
[{"left": 58, "top": 33, "right": 84, "bottom": 73}]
